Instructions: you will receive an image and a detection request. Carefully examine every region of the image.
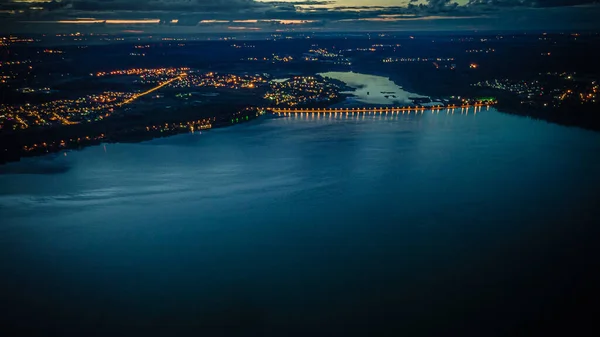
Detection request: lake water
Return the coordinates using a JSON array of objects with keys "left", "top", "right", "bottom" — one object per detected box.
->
[
  {"left": 319, "top": 71, "right": 427, "bottom": 105},
  {"left": 1, "top": 108, "right": 599, "bottom": 336}
]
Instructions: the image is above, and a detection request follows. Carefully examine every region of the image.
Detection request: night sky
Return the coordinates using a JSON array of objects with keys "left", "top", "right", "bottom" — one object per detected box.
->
[{"left": 1, "top": 1, "right": 599, "bottom": 33}]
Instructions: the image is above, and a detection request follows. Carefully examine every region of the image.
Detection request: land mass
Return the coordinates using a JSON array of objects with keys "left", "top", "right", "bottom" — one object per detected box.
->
[{"left": 2, "top": 31, "right": 599, "bottom": 164}]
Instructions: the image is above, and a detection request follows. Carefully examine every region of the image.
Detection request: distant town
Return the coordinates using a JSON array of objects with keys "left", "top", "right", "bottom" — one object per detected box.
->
[{"left": 1, "top": 31, "right": 599, "bottom": 163}]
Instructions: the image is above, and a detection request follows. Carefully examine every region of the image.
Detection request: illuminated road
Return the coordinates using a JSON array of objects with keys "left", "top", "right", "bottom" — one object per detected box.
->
[
  {"left": 15, "top": 115, "right": 29, "bottom": 128},
  {"left": 122, "top": 73, "right": 187, "bottom": 105},
  {"left": 53, "top": 112, "right": 78, "bottom": 125}
]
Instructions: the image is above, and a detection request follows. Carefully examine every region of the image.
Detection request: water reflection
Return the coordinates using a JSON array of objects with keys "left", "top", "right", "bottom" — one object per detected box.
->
[
  {"left": 319, "top": 71, "right": 427, "bottom": 105},
  {"left": 274, "top": 107, "right": 481, "bottom": 121},
  {"left": 2, "top": 107, "right": 600, "bottom": 336}
]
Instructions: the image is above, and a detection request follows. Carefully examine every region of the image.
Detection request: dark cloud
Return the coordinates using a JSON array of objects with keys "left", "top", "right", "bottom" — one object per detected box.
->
[
  {"left": 1, "top": 0, "right": 597, "bottom": 16},
  {"left": 0, "top": 0, "right": 599, "bottom": 32},
  {"left": 68, "top": 0, "right": 259, "bottom": 11},
  {"left": 467, "top": 0, "right": 598, "bottom": 6},
  {"left": 467, "top": 0, "right": 531, "bottom": 6},
  {"left": 404, "top": 1, "right": 461, "bottom": 14},
  {"left": 0, "top": 0, "right": 334, "bottom": 12},
  {"left": 426, "top": 0, "right": 458, "bottom": 9},
  {"left": 0, "top": 0, "right": 277, "bottom": 13}
]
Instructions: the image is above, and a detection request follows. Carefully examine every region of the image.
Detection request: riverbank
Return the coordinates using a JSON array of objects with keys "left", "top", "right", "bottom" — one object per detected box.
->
[
  {"left": 0, "top": 106, "right": 266, "bottom": 165},
  {"left": 0, "top": 90, "right": 350, "bottom": 166},
  {"left": 347, "top": 65, "right": 600, "bottom": 132}
]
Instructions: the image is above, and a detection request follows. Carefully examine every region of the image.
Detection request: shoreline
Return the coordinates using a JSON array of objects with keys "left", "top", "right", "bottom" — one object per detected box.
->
[
  {"left": 1, "top": 88, "right": 350, "bottom": 166},
  {"left": 1, "top": 102, "right": 490, "bottom": 167},
  {"left": 4, "top": 67, "right": 599, "bottom": 166},
  {"left": 1, "top": 102, "right": 498, "bottom": 167},
  {"left": 0, "top": 107, "right": 267, "bottom": 166},
  {"left": 4, "top": 94, "right": 598, "bottom": 167},
  {"left": 343, "top": 67, "right": 600, "bottom": 133}
]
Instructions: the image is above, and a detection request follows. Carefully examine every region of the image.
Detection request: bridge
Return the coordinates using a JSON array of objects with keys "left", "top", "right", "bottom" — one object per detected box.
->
[{"left": 268, "top": 103, "right": 493, "bottom": 114}]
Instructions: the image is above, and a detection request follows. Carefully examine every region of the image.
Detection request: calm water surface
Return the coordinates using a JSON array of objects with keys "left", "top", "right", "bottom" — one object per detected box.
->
[
  {"left": 1, "top": 109, "right": 599, "bottom": 336},
  {"left": 319, "top": 71, "right": 427, "bottom": 104}
]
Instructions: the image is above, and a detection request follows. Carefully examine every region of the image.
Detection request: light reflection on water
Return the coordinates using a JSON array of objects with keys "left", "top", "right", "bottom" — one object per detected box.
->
[
  {"left": 273, "top": 106, "right": 485, "bottom": 119},
  {"left": 319, "top": 71, "right": 428, "bottom": 105},
  {"left": 1, "top": 108, "right": 600, "bottom": 336}
]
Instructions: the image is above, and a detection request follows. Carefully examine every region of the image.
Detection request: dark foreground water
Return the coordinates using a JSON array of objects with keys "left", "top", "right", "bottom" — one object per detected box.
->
[{"left": 1, "top": 108, "right": 599, "bottom": 336}]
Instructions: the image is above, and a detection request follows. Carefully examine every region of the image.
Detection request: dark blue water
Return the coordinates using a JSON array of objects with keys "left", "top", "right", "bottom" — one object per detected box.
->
[{"left": 1, "top": 109, "right": 599, "bottom": 336}]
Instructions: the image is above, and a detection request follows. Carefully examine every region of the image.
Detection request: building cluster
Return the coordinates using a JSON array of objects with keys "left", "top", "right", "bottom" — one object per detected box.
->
[
  {"left": 272, "top": 54, "right": 294, "bottom": 63},
  {"left": 306, "top": 48, "right": 339, "bottom": 58},
  {"left": 144, "top": 119, "right": 213, "bottom": 134},
  {"left": 473, "top": 79, "right": 557, "bottom": 102},
  {"left": 472, "top": 73, "right": 598, "bottom": 108},
  {"left": 0, "top": 36, "right": 36, "bottom": 46},
  {"left": 17, "top": 107, "right": 267, "bottom": 159},
  {"left": 0, "top": 91, "right": 134, "bottom": 130},
  {"left": 169, "top": 72, "right": 267, "bottom": 89},
  {"left": 0, "top": 60, "right": 31, "bottom": 68},
  {"left": 243, "top": 54, "right": 294, "bottom": 63},
  {"left": 339, "top": 43, "right": 401, "bottom": 54},
  {"left": 0, "top": 59, "right": 33, "bottom": 85},
  {"left": 353, "top": 47, "right": 378, "bottom": 52},
  {"left": 465, "top": 48, "right": 495, "bottom": 53},
  {"left": 94, "top": 67, "right": 189, "bottom": 78},
  {"left": 22, "top": 134, "right": 108, "bottom": 154},
  {"left": 1, "top": 67, "right": 267, "bottom": 132},
  {"left": 303, "top": 48, "right": 351, "bottom": 65},
  {"left": 243, "top": 49, "right": 350, "bottom": 65},
  {"left": 20, "top": 118, "right": 215, "bottom": 155},
  {"left": 43, "top": 49, "right": 64, "bottom": 54},
  {"left": 15, "top": 87, "right": 52, "bottom": 94},
  {"left": 231, "top": 43, "right": 256, "bottom": 49},
  {"left": 370, "top": 44, "right": 402, "bottom": 49},
  {"left": 558, "top": 84, "right": 598, "bottom": 105},
  {"left": 382, "top": 57, "right": 455, "bottom": 63},
  {"left": 264, "top": 76, "right": 340, "bottom": 106}
]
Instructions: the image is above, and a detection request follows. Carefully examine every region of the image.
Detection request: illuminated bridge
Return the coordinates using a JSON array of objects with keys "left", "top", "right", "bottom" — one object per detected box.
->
[{"left": 268, "top": 103, "right": 493, "bottom": 114}]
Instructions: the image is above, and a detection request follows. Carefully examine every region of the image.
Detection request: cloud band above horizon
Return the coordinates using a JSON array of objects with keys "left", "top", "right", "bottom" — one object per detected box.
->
[{"left": 1, "top": 0, "right": 598, "bottom": 33}]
